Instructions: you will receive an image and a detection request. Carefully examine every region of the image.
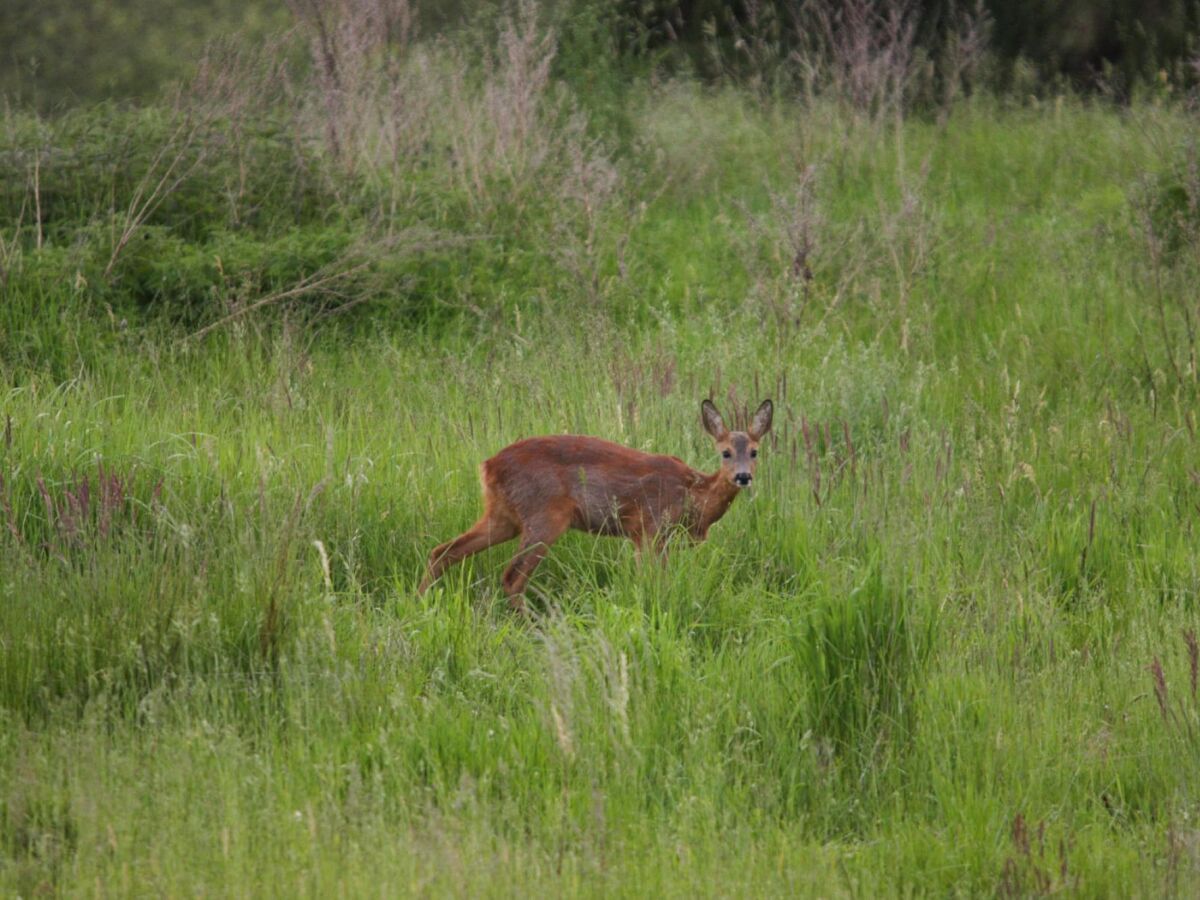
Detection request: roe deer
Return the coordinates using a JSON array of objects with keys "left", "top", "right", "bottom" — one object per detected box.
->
[{"left": 418, "top": 399, "right": 773, "bottom": 612}]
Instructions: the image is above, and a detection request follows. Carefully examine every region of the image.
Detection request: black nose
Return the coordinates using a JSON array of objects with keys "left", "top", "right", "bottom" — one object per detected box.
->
[{"left": 734, "top": 473, "right": 752, "bottom": 486}]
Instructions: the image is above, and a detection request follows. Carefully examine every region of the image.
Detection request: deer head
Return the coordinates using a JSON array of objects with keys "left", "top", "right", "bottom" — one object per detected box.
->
[{"left": 701, "top": 399, "right": 773, "bottom": 488}]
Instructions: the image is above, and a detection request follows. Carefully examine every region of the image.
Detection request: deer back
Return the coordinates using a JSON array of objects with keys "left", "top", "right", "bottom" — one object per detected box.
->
[{"left": 483, "top": 435, "right": 702, "bottom": 534}]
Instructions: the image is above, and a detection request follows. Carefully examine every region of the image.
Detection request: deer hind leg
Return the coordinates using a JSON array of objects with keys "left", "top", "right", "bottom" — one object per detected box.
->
[
  {"left": 419, "top": 508, "right": 518, "bottom": 593},
  {"left": 501, "top": 509, "right": 571, "bottom": 612}
]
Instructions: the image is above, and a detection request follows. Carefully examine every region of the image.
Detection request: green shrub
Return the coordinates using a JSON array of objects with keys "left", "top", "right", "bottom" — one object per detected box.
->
[{"left": 0, "top": 105, "right": 333, "bottom": 248}]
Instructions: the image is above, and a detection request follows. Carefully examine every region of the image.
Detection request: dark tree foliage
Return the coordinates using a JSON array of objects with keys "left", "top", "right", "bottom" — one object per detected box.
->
[
  {"left": 615, "top": 0, "right": 1200, "bottom": 92},
  {"left": 0, "top": 0, "right": 289, "bottom": 107},
  {"left": 2, "top": 0, "right": 1198, "bottom": 108}
]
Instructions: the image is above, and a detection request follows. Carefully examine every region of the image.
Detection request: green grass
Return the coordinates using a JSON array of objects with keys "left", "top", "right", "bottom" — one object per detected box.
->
[{"left": 4, "top": 67, "right": 1200, "bottom": 895}]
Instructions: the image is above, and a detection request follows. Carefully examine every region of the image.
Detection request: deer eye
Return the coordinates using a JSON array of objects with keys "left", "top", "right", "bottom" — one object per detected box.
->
[
  {"left": 750, "top": 449, "right": 757, "bottom": 458},
  {"left": 722, "top": 450, "right": 732, "bottom": 459}
]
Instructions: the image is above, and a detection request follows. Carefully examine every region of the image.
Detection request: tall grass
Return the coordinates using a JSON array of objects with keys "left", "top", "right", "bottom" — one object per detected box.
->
[{"left": 3, "top": 2, "right": 1200, "bottom": 895}]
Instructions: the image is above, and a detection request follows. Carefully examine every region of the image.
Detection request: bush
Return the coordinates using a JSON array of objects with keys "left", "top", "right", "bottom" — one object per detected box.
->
[{"left": 0, "top": 104, "right": 334, "bottom": 248}]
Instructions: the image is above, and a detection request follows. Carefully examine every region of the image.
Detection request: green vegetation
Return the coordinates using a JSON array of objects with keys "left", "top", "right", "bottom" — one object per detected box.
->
[{"left": 4, "top": 2, "right": 1200, "bottom": 895}]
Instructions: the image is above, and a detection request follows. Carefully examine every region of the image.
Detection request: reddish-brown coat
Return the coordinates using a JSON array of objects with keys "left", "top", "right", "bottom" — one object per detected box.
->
[{"left": 418, "top": 399, "right": 772, "bottom": 612}]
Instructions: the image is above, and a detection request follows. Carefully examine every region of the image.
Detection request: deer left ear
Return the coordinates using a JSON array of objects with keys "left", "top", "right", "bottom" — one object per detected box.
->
[{"left": 749, "top": 399, "right": 773, "bottom": 440}]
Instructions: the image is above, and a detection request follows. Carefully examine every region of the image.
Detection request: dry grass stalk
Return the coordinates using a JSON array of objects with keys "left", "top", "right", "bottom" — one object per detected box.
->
[
  {"left": 939, "top": 1, "right": 992, "bottom": 113},
  {"left": 799, "top": 0, "right": 919, "bottom": 120}
]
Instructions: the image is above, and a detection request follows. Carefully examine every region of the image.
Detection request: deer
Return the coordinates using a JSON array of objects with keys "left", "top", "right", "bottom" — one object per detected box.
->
[{"left": 417, "top": 398, "right": 773, "bottom": 612}]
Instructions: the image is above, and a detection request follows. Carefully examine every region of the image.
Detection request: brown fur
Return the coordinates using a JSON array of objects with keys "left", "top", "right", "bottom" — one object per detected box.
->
[{"left": 418, "top": 399, "right": 772, "bottom": 612}]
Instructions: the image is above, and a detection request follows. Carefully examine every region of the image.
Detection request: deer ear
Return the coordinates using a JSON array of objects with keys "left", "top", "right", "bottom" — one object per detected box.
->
[
  {"left": 749, "top": 399, "right": 773, "bottom": 440},
  {"left": 701, "top": 400, "right": 728, "bottom": 440}
]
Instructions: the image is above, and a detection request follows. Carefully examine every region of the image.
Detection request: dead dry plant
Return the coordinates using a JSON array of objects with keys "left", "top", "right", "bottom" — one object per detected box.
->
[
  {"left": 1130, "top": 144, "right": 1200, "bottom": 392},
  {"left": 737, "top": 164, "right": 824, "bottom": 332},
  {"left": 705, "top": 0, "right": 990, "bottom": 125},
  {"left": 938, "top": 1, "right": 992, "bottom": 115},
  {"left": 284, "top": 0, "right": 622, "bottom": 296},
  {"left": 184, "top": 227, "right": 460, "bottom": 342},
  {"left": 738, "top": 149, "right": 934, "bottom": 347},
  {"left": 285, "top": 0, "right": 417, "bottom": 165},
  {"left": 804, "top": 0, "right": 919, "bottom": 121},
  {"left": 103, "top": 35, "right": 299, "bottom": 280}
]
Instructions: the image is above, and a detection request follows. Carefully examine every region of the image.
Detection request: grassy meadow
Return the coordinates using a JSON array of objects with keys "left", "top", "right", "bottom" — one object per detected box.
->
[{"left": 3, "top": 7, "right": 1200, "bottom": 895}]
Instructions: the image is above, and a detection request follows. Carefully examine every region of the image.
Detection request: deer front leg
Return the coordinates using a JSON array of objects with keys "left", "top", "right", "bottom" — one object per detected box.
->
[
  {"left": 652, "top": 531, "right": 671, "bottom": 563},
  {"left": 648, "top": 528, "right": 671, "bottom": 564},
  {"left": 626, "top": 523, "right": 648, "bottom": 564},
  {"left": 629, "top": 524, "right": 669, "bottom": 566}
]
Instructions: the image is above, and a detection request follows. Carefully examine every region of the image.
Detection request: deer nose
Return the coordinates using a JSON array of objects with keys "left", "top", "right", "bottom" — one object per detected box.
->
[{"left": 734, "top": 473, "right": 752, "bottom": 487}]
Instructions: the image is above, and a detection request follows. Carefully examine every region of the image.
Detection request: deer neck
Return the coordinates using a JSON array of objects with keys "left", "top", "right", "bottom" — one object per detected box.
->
[{"left": 687, "top": 470, "right": 741, "bottom": 537}]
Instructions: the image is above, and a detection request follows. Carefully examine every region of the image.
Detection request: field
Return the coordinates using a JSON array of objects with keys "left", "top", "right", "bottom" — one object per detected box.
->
[{"left": 3, "top": 9, "right": 1200, "bottom": 895}]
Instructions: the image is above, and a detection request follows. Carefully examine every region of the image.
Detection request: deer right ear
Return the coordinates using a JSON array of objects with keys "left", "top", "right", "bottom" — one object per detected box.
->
[{"left": 701, "top": 400, "right": 728, "bottom": 440}]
